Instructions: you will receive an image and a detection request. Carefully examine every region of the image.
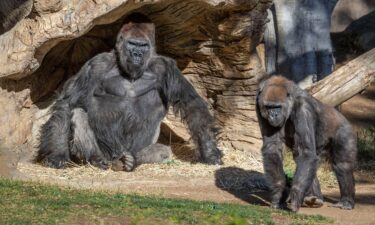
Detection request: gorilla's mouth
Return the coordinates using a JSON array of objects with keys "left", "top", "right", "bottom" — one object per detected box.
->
[{"left": 132, "top": 56, "right": 142, "bottom": 65}]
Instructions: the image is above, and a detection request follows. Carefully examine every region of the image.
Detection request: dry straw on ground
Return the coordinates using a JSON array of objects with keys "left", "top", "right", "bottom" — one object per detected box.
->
[{"left": 17, "top": 144, "right": 265, "bottom": 191}]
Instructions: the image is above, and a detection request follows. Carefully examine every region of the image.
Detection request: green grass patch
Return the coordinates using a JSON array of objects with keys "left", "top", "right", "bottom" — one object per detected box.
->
[
  {"left": 356, "top": 127, "right": 375, "bottom": 176},
  {"left": 0, "top": 178, "right": 331, "bottom": 225},
  {"left": 283, "top": 125, "right": 375, "bottom": 187},
  {"left": 357, "top": 127, "right": 375, "bottom": 162},
  {"left": 283, "top": 150, "right": 338, "bottom": 188}
]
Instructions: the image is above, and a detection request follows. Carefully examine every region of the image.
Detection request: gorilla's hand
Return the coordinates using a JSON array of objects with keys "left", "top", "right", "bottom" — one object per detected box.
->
[
  {"left": 200, "top": 145, "right": 223, "bottom": 165},
  {"left": 287, "top": 189, "right": 302, "bottom": 212}
]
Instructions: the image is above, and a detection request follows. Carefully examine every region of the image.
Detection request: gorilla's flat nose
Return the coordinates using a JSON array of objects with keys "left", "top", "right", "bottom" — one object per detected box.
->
[
  {"left": 133, "top": 52, "right": 143, "bottom": 57},
  {"left": 269, "top": 109, "right": 277, "bottom": 118}
]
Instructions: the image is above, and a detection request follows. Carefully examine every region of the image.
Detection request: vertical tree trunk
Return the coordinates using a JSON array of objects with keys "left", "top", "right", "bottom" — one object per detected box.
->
[
  {"left": 265, "top": 0, "right": 338, "bottom": 88},
  {"left": 264, "top": 5, "right": 277, "bottom": 75}
]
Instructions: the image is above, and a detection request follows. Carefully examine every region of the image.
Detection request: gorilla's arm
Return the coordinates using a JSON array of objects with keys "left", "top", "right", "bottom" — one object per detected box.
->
[
  {"left": 288, "top": 100, "right": 319, "bottom": 211},
  {"left": 163, "top": 60, "right": 222, "bottom": 165},
  {"left": 36, "top": 61, "right": 93, "bottom": 168},
  {"left": 260, "top": 128, "right": 288, "bottom": 209}
]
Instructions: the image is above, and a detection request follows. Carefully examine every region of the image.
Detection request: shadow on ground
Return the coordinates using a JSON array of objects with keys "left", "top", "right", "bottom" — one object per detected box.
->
[{"left": 214, "top": 166, "right": 270, "bottom": 206}]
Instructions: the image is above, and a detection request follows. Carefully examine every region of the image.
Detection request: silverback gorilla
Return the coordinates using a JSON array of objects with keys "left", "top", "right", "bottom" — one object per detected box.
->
[
  {"left": 256, "top": 76, "right": 356, "bottom": 212},
  {"left": 36, "top": 14, "right": 223, "bottom": 171}
]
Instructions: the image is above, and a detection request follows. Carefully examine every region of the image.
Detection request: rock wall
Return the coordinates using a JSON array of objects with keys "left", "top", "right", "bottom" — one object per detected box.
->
[{"left": 0, "top": 0, "right": 271, "bottom": 160}]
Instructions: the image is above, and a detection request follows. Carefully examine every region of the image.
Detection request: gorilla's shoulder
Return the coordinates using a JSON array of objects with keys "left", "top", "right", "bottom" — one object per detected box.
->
[
  {"left": 86, "top": 52, "right": 116, "bottom": 72},
  {"left": 89, "top": 51, "right": 116, "bottom": 65},
  {"left": 148, "top": 55, "right": 176, "bottom": 75}
]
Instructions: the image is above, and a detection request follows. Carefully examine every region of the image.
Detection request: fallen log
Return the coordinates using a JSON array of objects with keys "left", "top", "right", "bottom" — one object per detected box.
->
[{"left": 307, "top": 48, "right": 375, "bottom": 106}]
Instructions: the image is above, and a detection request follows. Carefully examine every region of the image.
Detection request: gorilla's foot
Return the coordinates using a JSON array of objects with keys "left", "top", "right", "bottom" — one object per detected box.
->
[
  {"left": 204, "top": 154, "right": 223, "bottom": 165},
  {"left": 270, "top": 202, "right": 287, "bottom": 210},
  {"left": 201, "top": 147, "right": 223, "bottom": 165},
  {"left": 111, "top": 152, "right": 136, "bottom": 172},
  {"left": 90, "top": 159, "right": 110, "bottom": 170},
  {"left": 288, "top": 201, "right": 300, "bottom": 212},
  {"left": 135, "top": 143, "right": 172, "bottom": 164},
  {"left": 330, "top": 200, "right": 354, "bottom": 210},
  {"left": 286, "top": 189, "right": 303, "bottom": 212},
  {"left": 40, "top": 156, "right": 67, "bottom": 169},
  {"left": 303, "top": 196, "right": 324, "bottom": 208}
]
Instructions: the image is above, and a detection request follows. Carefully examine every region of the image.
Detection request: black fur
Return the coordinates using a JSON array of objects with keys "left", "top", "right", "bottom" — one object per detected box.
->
[
  {"left": 256, "top": 76, "right": 356, "bottom": 212},
  {"left": 37, "top": 14, "right": 222, "bottom": 171}
]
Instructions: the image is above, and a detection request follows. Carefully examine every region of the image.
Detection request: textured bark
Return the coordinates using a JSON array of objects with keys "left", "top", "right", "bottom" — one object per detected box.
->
[
  {"left": 264, "top": 6, "right": 276, "bottom": 75},
  {"left": 265, "top": 0, "right": 338, "bottom": 88},
  {"left": 308, "top": 48, "right": 375, "bottom": 106},
  {"left": 0, "top": 0, "right": 271, "bottom": 158}
]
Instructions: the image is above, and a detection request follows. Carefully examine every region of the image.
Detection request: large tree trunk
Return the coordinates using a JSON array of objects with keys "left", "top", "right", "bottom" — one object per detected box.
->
[
  {"left": 265, "top": 0, "right": 338, "bottom": 88},
  {"left": 0, "top": 0, "right": 271, "bottom": 161}
]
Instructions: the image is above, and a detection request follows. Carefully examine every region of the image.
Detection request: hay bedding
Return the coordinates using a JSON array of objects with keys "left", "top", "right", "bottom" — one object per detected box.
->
[{"left": 17, "top": 145, "right": 265, "bottom": 192}]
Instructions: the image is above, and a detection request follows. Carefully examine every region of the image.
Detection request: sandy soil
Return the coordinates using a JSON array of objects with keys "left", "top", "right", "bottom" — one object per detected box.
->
[{"left": 300, "top": 183, "right": 375, "bottom": 225}]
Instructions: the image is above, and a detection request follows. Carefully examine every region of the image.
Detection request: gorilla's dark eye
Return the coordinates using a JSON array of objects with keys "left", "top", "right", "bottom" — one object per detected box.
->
[
  {"left": 128, "top": 40, "right": 149, "bottom": 48},
  {"left": 129, "top": 41, "right": 138, "bottom": 46},
  {"left": 128, "top": 40, "right": 138, "bottom": 46},
  {"left": 265, "top": 105, "right": 282, "bottom": 110}
]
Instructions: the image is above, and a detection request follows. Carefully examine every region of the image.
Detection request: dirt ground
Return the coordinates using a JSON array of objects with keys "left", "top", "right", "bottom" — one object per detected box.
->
[
  {"left": 1, "top": 84, "right": 374, "bottom": 225},
  {"left": 0, "top": 160, "right": 374, "bottom": 225}
]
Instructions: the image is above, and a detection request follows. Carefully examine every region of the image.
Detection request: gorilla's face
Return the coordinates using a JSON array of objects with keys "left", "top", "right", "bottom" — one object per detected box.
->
[
  {"left": 124, "top": 38, "right": 151, "bottom": 67},
  {"left": 116, "top": 21, "right": 155, "bottom": 79},
  {"left": 258, "top": 76, "right": 293, "bottom": 128}
]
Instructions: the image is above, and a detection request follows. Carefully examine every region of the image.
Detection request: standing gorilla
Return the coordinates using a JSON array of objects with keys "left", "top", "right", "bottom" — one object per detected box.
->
[
  {"left": 256, "top": 76, "right": 356, "bottom": 212},
  {"left": 36, "top": 14, "right": 223, "bottom": 171}
]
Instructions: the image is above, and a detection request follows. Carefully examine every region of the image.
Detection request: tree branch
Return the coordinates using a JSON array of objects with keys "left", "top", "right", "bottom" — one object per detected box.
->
[{"left": 307, "top": 48, "right": 375, "bottom": 106}]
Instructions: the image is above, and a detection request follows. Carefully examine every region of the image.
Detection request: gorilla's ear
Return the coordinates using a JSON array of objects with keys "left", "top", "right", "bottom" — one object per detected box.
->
[
  {"left": 257, "top": 74, "right": 273, "bottom": 94},
  {"left": 256, "top": 79, "right": 266, "bottom": 105},
  {"left": 257, "top": 79, "right": 267, "bottom": 94},
  {"left": 258, "top": 81, "right": 265, "bottom": 92},
  {"left": 285, "top": 79, "right": 296, "bottom": 98}
]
